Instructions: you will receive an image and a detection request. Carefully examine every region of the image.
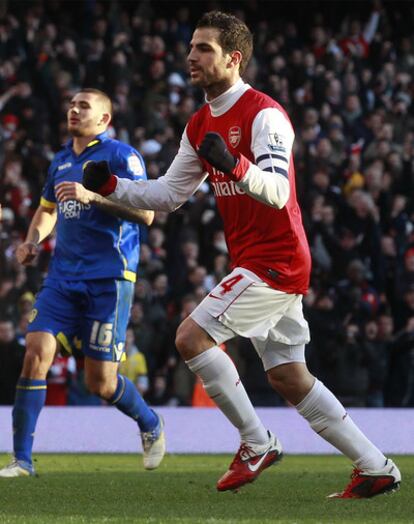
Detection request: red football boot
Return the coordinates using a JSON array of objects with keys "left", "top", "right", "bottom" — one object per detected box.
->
[
  {"left": 217, "top": 431, "right": 283, "bottom": 492},
  {"left": 328, "top": 459, "right": 401, "bottom": 499}
]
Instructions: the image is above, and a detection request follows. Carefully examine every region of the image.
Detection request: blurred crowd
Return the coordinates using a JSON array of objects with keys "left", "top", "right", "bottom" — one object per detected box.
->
[{"left": 1, "top": 0, "right": 414, "bottom": 408}]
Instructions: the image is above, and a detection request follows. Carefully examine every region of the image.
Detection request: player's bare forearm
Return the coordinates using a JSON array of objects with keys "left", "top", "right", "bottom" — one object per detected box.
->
[
  {"left": 55, "top": 181, "right": 154, "bottom": 225},
  {"left": 26, "top": 205, "right": 57, "bottom": 244},
  {"left": 92, "top": 194, "right": 154, "bottom": 225},
  {"left": 16, "top": 205, "right": 57, "bottom": 265}
]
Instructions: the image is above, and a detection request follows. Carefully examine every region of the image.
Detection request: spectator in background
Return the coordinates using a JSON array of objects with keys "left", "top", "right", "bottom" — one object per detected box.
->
[
  {"left": 45, "top": 353, "right": 76, "bottom": 406},
  {"left": 362, "top": 320, "right": 389, "bottom": 407},
  {"left": 67, "top": 351, "right": 103, "bottom": 407},
  {"left": 128, "top": 301, "right": 156, "bottom": 371},
  {"left": 340, "top": 4, "right": 381, "bottom": 59},
  {"left": 146, "top": 372, "right": 175, "bottom": 406},
  {"left": 305, "top": 289, "right": 342, "bottom": 380},
  {"left": 164, "top": 293, "right": 200, "bottom": 403},
  {"left": 119, "top": 327, "right": 149, "bottom": 395},
  {"left": 394, "top": 284, "right": 414, "bottom": 332},
  {"left": 324, "top": 322, "right": 370, "bottom": 407},
  {"left": 387, "top": 316, "right": 414, "bottom": 406},
  {"left": 396, "top": 248, "right": 414, "bottom": 299}
]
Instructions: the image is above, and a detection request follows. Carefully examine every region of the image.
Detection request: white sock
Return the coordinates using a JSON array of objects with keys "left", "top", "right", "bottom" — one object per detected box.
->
[
  {"left": 296, "top": 379, "right": 386, "bottom": 471},
  {"left": 186, "top": 346, "right": 268, "bottom": 446}
]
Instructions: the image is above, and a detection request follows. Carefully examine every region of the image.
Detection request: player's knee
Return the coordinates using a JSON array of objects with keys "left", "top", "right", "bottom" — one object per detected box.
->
[
  {"left": 175, "top": 321, "right": 194, "bottom": 359},
  {"left": 22, "top": 346, "right": 50, "bottom": 379},
  {"left": 22, "top": 333, "right": 56, "bottom": 379},
  {"left": 267, "top": 364, "right": 315, "bottom": 404},
  {"left": 268, "top": 375, "right": 302, "bottom": 404},
  {"left": 85, "top": 375, "right": 116, "bottom": 399},
  {"left": 267, "top": 372, "right": 291, "bottom": 393},
  {"left": 176, "top": 317, "right": 214, "bottom": 360}
]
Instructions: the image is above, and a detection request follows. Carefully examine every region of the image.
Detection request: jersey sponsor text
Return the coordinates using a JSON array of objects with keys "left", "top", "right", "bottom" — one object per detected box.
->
[
  {"left": 211, "top": 180, "right": 246, "bottom": 197},
  {"left": 58, "top": 200, "right": 91, "bottom": 219}
]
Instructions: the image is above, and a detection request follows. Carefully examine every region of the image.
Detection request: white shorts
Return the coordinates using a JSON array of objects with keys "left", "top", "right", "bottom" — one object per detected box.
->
[{"left": 190, "top": 268, "right": 310, "bottom": 371}]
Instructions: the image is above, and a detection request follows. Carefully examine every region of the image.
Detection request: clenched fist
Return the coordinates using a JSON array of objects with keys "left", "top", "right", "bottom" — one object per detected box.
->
[
  {"left": 82, "top": 161, "right": 117, "bottom": 196},
  {"left": 198, "top": 132, "right": 237, "bottom": 174},
  {"left": 16, "top": 242, "right": 38, "bottom": 265},
  {"left": 55, "top": 181, "right": 96, "bottom": 204}
]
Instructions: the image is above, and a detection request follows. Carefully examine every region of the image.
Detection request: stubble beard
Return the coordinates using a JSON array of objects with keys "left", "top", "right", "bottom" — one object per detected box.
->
[
  {"left": 68, "top": 123, "right": 92, "bottom": 138},
  {"left": 68, "top": 127, "right": 83, "bottom": 137}
]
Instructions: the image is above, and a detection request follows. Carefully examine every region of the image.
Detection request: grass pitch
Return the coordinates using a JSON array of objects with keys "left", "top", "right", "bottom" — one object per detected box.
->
[{"left": 0, "top": 454, "right": 413, "bottom": 524}]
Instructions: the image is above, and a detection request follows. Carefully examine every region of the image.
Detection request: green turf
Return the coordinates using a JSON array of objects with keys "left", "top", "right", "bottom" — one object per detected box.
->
[{"left": 0, "top": 454, "right": 412, "bottom": 524}]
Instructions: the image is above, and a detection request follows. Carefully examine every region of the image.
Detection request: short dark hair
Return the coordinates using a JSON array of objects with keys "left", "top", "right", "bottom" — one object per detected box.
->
[
  {"left": 79, "top": 87, "right": 113, "bottom": 116},
  {"left": 196, "top": 11, "right": 253, "bottom": 74}
]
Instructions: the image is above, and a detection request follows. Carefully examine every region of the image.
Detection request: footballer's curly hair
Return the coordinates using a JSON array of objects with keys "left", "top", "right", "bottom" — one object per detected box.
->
[{"left": 196, "top": 11, "right": 253, "bottom": 75}]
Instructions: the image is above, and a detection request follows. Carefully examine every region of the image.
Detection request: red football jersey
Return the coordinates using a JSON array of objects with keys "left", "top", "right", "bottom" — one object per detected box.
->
[{"left": 186, "top": 88, "right": 311, "bottom": 294}]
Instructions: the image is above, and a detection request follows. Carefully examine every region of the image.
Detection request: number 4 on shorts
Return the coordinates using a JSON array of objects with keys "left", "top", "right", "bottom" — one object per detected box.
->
[{"left": 218, "top": 274, "right": 244, "bottom": 296}]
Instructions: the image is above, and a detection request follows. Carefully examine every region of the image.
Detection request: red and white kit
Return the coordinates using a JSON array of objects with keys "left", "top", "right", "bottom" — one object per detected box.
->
[
  {"left": 108, "top": 78, "right": 400, "bottom": 498},
  {"left": 110, "top": 79, "right": 312, "bottom": 363}
]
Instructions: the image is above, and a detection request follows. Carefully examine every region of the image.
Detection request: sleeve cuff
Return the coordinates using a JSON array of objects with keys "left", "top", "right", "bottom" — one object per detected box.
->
[
  {"left": 40, "top": 197, "right": 56, "bottom": 209},
  {"left": 228, "top": 153, "right": 251, "bottom": 182},
  {"left": 99, "top": 175, "right": 118, "bottom": 196}
]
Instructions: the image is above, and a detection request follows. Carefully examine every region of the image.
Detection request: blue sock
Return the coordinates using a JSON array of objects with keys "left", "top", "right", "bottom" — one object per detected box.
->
[
  {"left": 109, "top": 375, "right": 158, "bottom": 432},
  {"left": 12, "top": 378, "right": 47, "bottom": 465}
]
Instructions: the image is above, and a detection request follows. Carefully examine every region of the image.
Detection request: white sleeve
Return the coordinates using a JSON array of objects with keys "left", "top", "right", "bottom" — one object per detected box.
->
[
  {"left": 236, "top": 107, "right": 293, "bottom": 209},
  {"left": 108, "top": 128, "right": 208, "bottom": 212}
]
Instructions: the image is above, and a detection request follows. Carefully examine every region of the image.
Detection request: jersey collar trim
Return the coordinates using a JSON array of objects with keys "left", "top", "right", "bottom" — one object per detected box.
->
[
  {"left": 64, "top": 131, "right": 110, "bottom": 152},
  {"left": 87, "top": 131, "right": 109, "bottom": 147},
  {"left": 207, "top": 79, "right": 251, "bottom": 117}
]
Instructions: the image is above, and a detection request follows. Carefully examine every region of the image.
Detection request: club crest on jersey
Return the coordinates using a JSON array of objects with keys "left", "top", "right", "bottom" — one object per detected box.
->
[
  {"left": 228, "top": 126, "right": 241, "bottom": 148},
  {"left": 127, "top": 154, "right": 144, "bottom": 177}
]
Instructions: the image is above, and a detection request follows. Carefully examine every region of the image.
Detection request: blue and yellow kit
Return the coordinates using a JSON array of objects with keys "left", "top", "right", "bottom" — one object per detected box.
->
[
  {"left": 41, "top": 131, "right": 144, "bottom": 282},
  {"left": 28, "top": 132, "right": 147, "bottom": 362}
]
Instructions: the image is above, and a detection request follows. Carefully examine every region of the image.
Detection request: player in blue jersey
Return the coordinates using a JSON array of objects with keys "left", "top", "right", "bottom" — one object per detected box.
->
[{"left": 0, "top": 88, "right": 165, "bottom": 477}]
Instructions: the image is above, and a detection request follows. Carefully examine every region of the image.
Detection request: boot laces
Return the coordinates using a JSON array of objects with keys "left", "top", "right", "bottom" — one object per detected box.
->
[
  {"left": 233, "top": 443, "right": 259, "bottom": 465},
  {"left": 341, "top": 468, "right": 363, "bottom": 495},
  {"left": 141, "top": 427, "right": 160, "bottom": 449}
]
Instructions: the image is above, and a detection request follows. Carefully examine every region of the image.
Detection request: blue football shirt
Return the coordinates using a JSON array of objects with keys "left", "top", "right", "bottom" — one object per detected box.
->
[{"left": 41, "top": 131, "right": 146, "bottom": 282}]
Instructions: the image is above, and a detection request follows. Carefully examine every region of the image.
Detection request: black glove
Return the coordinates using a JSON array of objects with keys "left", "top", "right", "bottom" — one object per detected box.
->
[
  {"left": 82, "top": 161, "right": 112, "bottom": 192},
  {"left": 198, "top": 132, "right": 236, "bottom": 173}
]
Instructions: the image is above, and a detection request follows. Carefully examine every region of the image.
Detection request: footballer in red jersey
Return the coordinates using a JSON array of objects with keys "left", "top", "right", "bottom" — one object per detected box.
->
[{"left": 61, "top": 11, "right": 400, "bottom": 498}]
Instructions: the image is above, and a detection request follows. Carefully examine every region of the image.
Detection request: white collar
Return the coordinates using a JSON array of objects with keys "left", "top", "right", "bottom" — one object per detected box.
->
[{"left": 207, "top": 79, "right": 251, "bottom": 117}]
